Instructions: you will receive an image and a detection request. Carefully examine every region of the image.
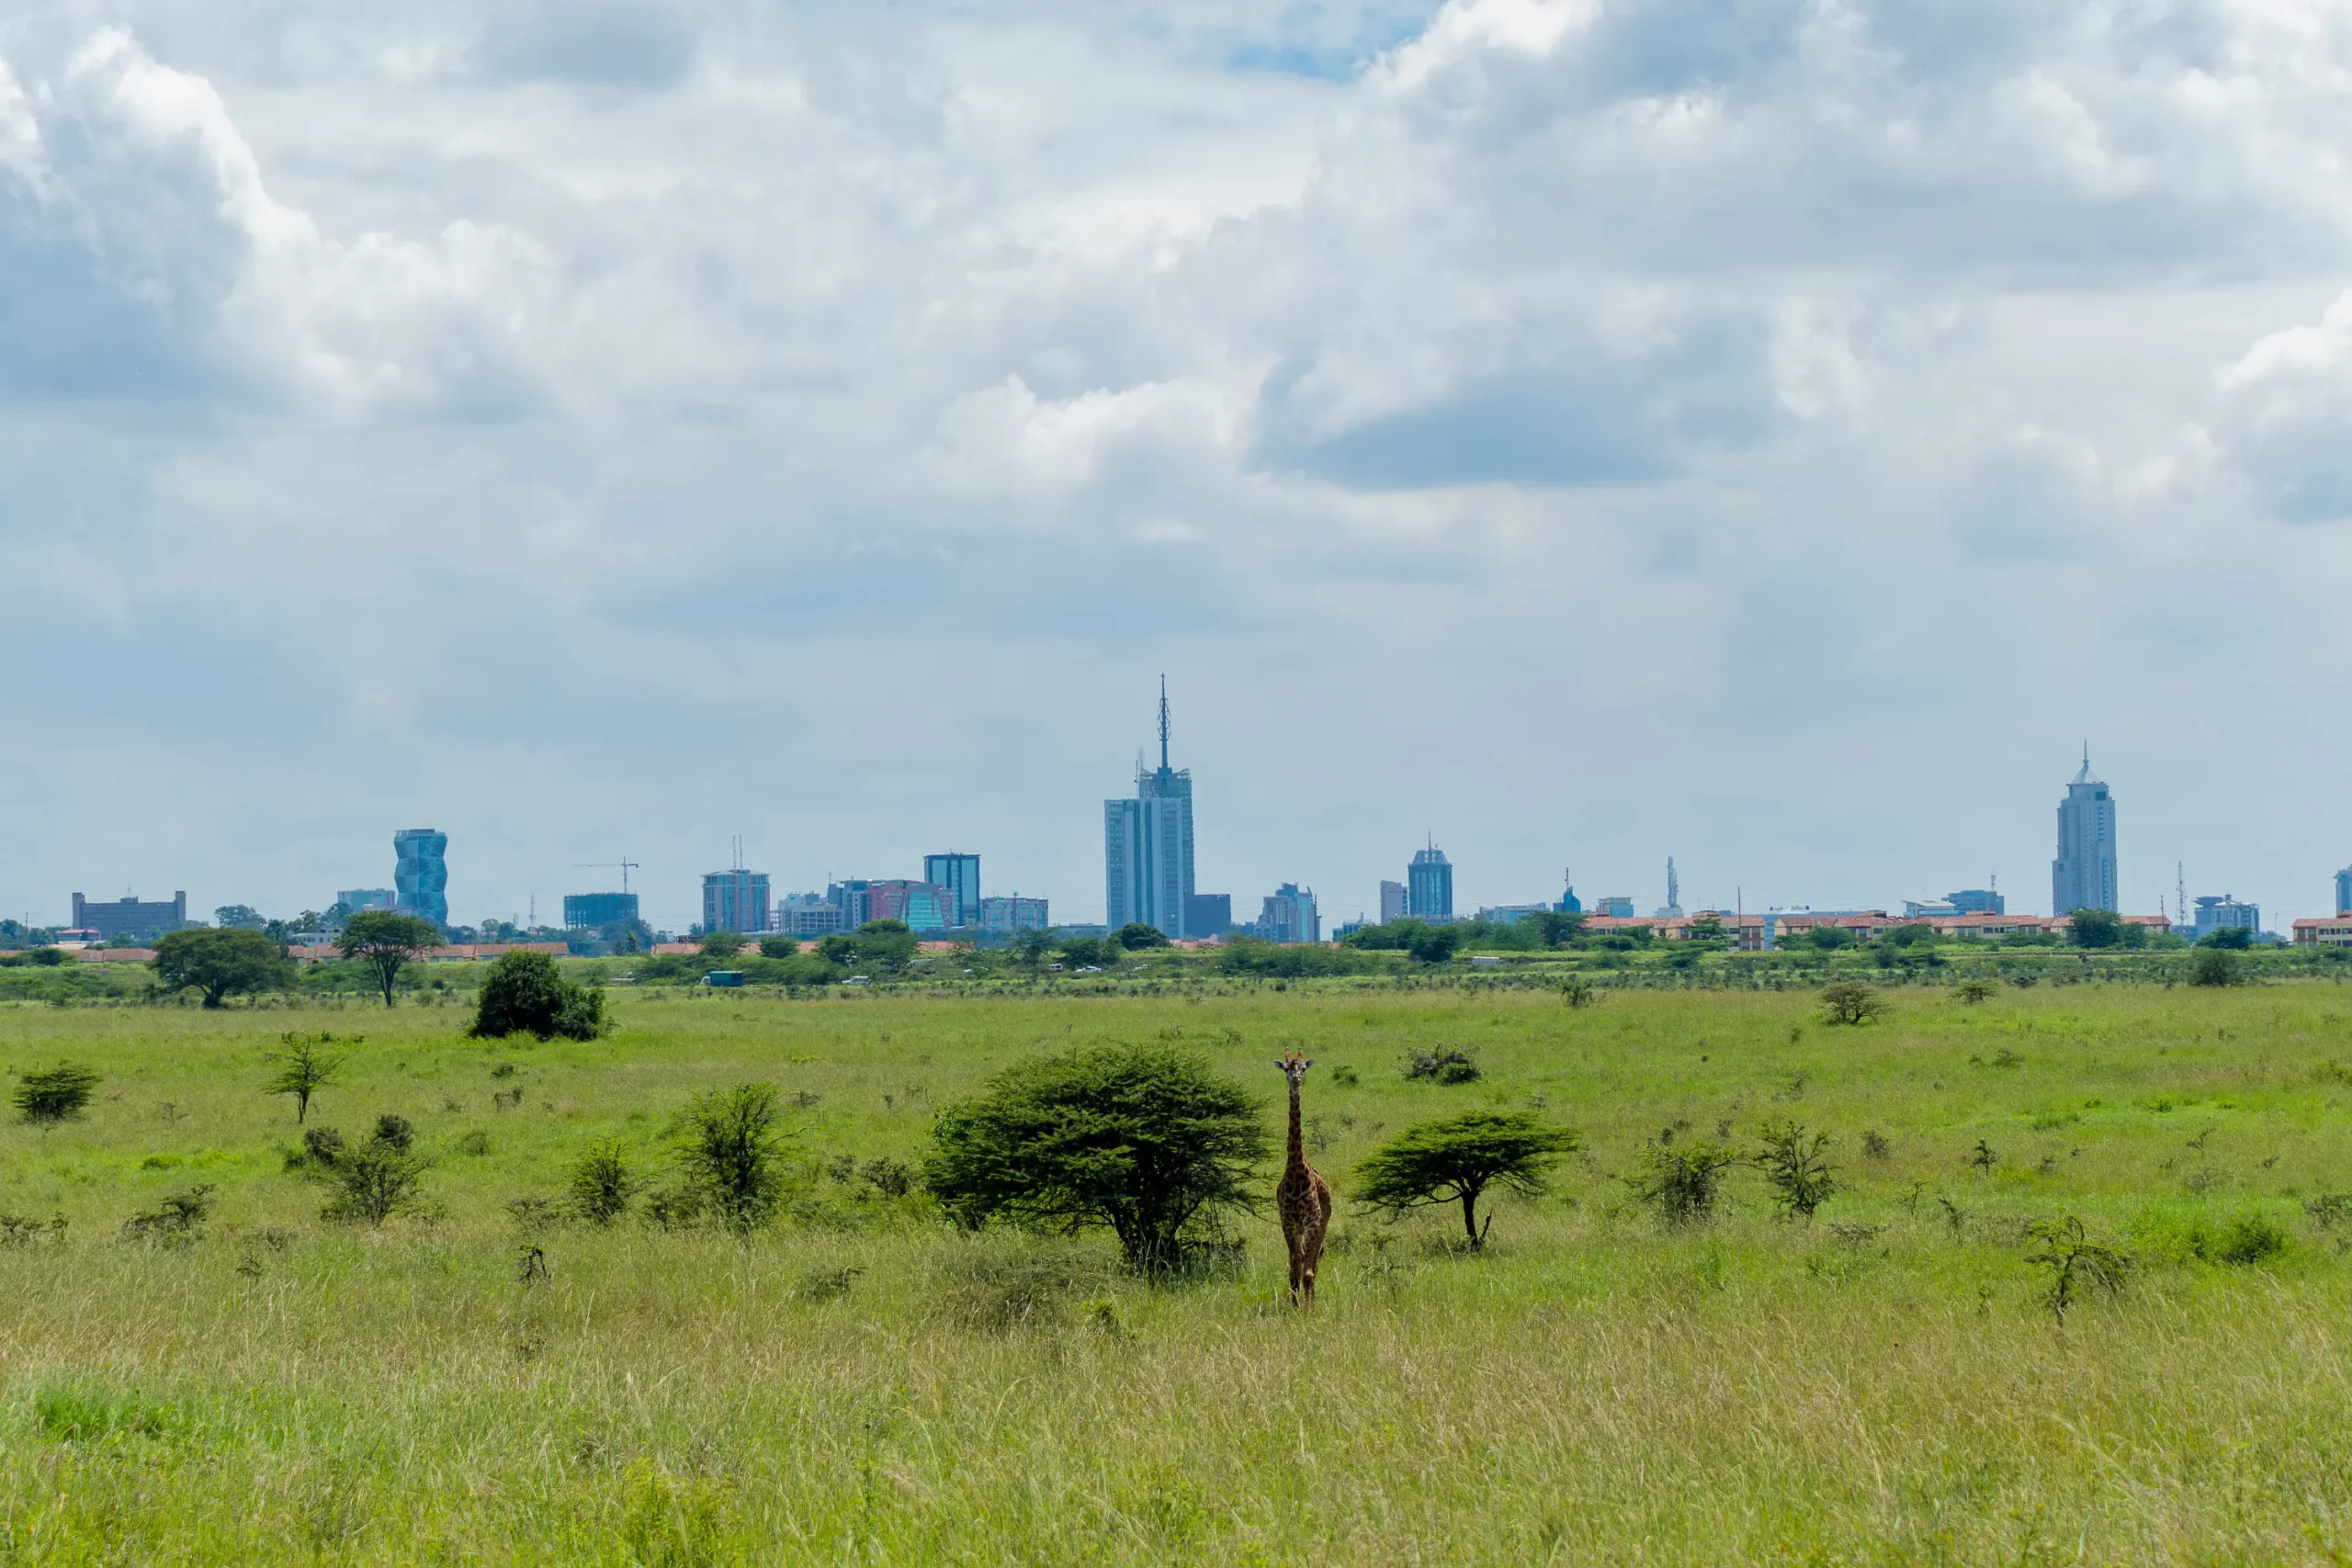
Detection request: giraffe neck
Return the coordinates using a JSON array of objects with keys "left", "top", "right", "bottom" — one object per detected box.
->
[{"left": 1287, "top": 1079, "right": 1304, "bottom": 1169}]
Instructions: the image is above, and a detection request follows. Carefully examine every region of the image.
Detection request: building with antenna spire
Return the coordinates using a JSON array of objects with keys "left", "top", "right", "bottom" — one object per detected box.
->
[
  {"left": 1655, "top": 856, "right": 1682, "bottom": 918},
  {"left": 1406, "top": 840, "right": 1453, "bottom": 920},
  {"left": 2052, "top": 746, "right": 2119, "bottom": 915},
  {"left": 1103, "top": 678, "right": 1197, "bottom": 938}
]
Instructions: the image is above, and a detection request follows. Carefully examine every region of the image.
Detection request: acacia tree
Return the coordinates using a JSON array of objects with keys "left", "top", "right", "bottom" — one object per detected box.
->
[
  {"left": 1354, "top": 1111, "right": 1578, "bottom": 1249},
  {"left": 924, "top": 1044, "right": 1267, "bottom": 1275},
  {"left": 336, "top": 911, "right": 445, "bottom": 1007},
  {"left": 152, "top": 928, "right": 287, "bottom": 1009},
  {"left": 265, "top": 1032, "right": 348, "bottom": 1123}
]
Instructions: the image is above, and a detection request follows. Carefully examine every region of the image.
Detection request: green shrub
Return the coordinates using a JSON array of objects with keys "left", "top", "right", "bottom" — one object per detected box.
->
[
  {"left": 568, "top": 1140, "right": 644, "bottom": 1226},
  {"left": 2190, "top": 948, "right": 2245, "bottom": 987},
  {"left": 1402, "top": 1048, "right": 1480, "bottom": 1084},
  {"left": 924, "top": 1044, "right": 1266, "bottom": 1276},
  {"left": 14, "top": 1063, "right": 100, "bottom": 1122},
  {"left": 1633, "top": 1141, "right": 1739, "bottom": 1225},
  {"left": 123, "top": 1184, "right": 215, "bottom": 1243},
  {"left": 469, "top": 951, "right": 605, "bottom": 1041},
  {"left": 2207, "top": 1214, "right": 2288, "bottom": 1266},
  {"left": 1755, "top": 1122, "right": 1838, "bottom": 1219},
  {"left": 677, "top": 1084, "right": 790, "bottom": 1233},
  {"left": 322, "top": 1124, "right": 428, "bottom": 1225}
]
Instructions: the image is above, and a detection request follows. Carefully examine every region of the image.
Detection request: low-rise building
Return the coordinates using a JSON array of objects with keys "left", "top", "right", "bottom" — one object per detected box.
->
[
  {"left": 71, "top": 892, "right": 189, "bottom": 942},
  {"left": 2294, "top": 917, "right": 2352, "bottom": 947}
]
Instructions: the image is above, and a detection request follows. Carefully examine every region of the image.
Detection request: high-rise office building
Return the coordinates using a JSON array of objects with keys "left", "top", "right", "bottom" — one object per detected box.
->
[
  {"left": 776, "top": 893, "right": 849, "bottom": 936},
  {"left": 2192, "top": 895, "right": 2259, "bottom": 940},
  {"left": 563, "top": 892, "right": 639, "bottom": 930},
  {"left": 828, "top": 880, "right": 874, "bottom": 928},
  {"left": 1104, "top": 681, "right": 1196, "bottom": 938},
  {"left": 1380, "top": 881, "right": 1408, "bottom": 922},
  {"left": 394, "top": 829, "right": 449, "bottom": 929},
  {"left": 1596, "top": 896, "right": 1634, "bottom": 918},
  {"left": 2337, "top": 866, "right": 2352, "bottom": 918},
  {"left": 69, "top": 891, "right": 188, "bottom": 942},
  {"left": 1655, "top": 857, "right": 1683, "bottom": 919},
  {"left": 2052, "top": 750, "right": 2118, "bottom": 915},
  {"left": 1407, "top": 844, "right": 1453, "bottom": 920},
  {"left": 866, "top": 880, "right": 956, "bottom": 932},
  {"left": 1949, "top": 888, "right": 2005, "bottom": 916},
  {"left": 702, "top": 869, "right": 770, "bottom": 933},
  {"left": 922, "top": 853, "right": 982, "bottom": 927},
  {"left": 1185, "top": 893, "right": 1232, "bottom": 937},
  {"left": 1257, "top": 884, "right": 1319, "bottom": 944},
  {"left": 1555, "top": 869, "right": 1581, "bottom": 915},
  {"left": 979, "top": 896, "right": 1050, "bottom": 931},
  {"left": 336, "top": 888, "right": 396, "bottom": 915}
]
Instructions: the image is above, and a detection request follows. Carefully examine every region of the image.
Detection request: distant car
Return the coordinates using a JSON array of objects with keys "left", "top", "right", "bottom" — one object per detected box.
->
[
  {"left": 703, "top": 970, "right": 745, "bottom": 987},
  {"left": 1074, "top": 965, "right": 1103, "bottom": 974},
  {"left": 843, "top": 975, "right": 871, "bottom": 986}
]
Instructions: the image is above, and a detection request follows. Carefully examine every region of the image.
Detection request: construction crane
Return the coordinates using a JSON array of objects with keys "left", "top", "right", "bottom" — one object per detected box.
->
[{"left": 573, "top": 858, "right": 640, "bottom": 894}]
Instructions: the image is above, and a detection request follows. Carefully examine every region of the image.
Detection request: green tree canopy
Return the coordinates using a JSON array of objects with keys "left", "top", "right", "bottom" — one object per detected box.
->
[
  {"left": 469, "top": 951, "right": 605, "bottom": 1041},
  {"left": 336, "top": 911, "right": 445, "bottom": 1007},
  {"left": 2197, "top": 926, "right": 2254, "bottom": 951},
  {"left": 1353, "top": 1110, "right": 1578, "bottom": 1249},
  {"left": 2066, "top": 908, "right": 2146, "bottom": 949},
  {"left": 923, "top": 1043, "right": 1268, "bottom": 1274},
  {"left": 1115, "top": 922, "right": 1171, "bottom": 950},
  {"left": 854, "top": 921, "right": 920, "bottom": 975},
  {"left": 152, "top": 928, "right": 286, "bottom": 1009}
]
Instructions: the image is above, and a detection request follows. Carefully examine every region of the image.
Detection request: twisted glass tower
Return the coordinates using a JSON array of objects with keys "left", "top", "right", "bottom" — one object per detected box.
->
[{"left": 394, "top": 829, "right": 449, "bottom": 930}]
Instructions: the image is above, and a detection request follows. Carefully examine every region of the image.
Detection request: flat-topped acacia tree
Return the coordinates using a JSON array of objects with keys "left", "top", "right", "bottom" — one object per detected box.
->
[{"left": 336, "top": 911, "right": 445, "bottom": 1007}]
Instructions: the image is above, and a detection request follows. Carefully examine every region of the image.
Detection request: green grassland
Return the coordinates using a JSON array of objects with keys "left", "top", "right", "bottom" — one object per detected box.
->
[{"left": 6, "top": 979, "right": 2352, "bottom": 1564}]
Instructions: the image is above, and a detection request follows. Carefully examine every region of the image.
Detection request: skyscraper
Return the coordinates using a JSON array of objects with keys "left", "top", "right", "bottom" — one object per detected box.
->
[
  {"left": 2052, "top": 749, "right": 2118, "bottom": 915},
  {"left": 1104, "top": 680, "right": 1196, "bottom": 938},
  {"left": 394, "top": 829, "right": 449, "bottom": 930},
  {"left": 923, "top": 853, "right": 982, "bottom": 927},
  {"left": 2337, "top": 865, "right": 2352, "bottom": 918},
  {"left": 1379, "top": 881, "right": 1408, "bottom": 922},
  {"left": 702, "top": 868, "right": 771, "bottom": 933},
  {"left": 1407, "top": 843, "right": 1453, "bottom": 920},
  {"left": 1257, "top": 883, "right": 1319, "bottom": 944}
]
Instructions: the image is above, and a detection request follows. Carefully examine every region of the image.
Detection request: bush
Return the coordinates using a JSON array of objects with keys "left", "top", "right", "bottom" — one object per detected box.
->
[
  {"left": 568, "top": 1140, "right": 644, "bottom": 1225},
  {"left": 1560, "top": 976, "right": 1598, "bottom": 1008},
  {"left": 371, "top": 1113, "right": 414, "bottom": 1152},
  {"left": 1955, "top": 978, "right": 1997, "bottom": 1005},
  {"left": 1353, "top": 1111, "right": 1578, "bottom": 1249},
  {"left": 924, "top": 1044, "right": 1267, "bottom": 1276},
  {"left": 322, "top": 1129, "right": 427, "bottom": 1224},
  {"left": 1633, "top": 1140, "right": 1739, "bottom": 1224},
  {"left": 2190, "top": 948, "right": 2245, "bottom": 987},
  {"left": 469, "top": 952, "right": 606, "bottom": 1041},
  {"left": 677, "top": 1084, "right": 790, "bottom": 1233},
  {"left": 699, "top": 932, "right": 743, "bottom": 959},
  {"left": 1115, "top": 923, "right": 1171, "bottom": 950},
  {"left": 757, "top": 936, "right": 799, "bottom": 959},
  {"left": 123, "top": 1184, "right": 215, "bottom": 1243},
  {"left": 1819, "top": 981, "right": 1886, "bottom": 1026},
  {"left": 2206, "top": 1214, "right": 2288, "bottom": 1266},
  {"left": 1755, "top": 1122, "right": 1838, "bottom": 1219},
  {"left": 1402, "top": 1048, "right": 1481, "bottom": 1084},
  {"left": 14, "top": 1064, "right": 100, "bottom": 1122}
]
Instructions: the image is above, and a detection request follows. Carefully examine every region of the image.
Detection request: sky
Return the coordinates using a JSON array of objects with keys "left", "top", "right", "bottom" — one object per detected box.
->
[{"left": 5, "top": 0, "right": 2352, "bottom": 934}]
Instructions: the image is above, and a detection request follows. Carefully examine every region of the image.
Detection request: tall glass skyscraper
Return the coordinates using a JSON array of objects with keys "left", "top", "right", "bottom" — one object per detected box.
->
[
  {"left": 923, "top": 853, "right": 982, "bottom": 927},
  {"left": 1104, "top": 682, "right": 1195, "bottom": 937},
  {"left": 2052, "top": 750, "right": 2118, "bottom": 915},
  {"left": 1407, "top": 843, "right": 1453, "bottom": 920},
  {"left": 394, "top": 829, "right": 450, "bottom": 930}
]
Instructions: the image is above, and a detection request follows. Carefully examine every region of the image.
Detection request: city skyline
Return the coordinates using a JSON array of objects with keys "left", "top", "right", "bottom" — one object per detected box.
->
[{"left": 11, "top": 743, "right": 2341, "bottom": 942}]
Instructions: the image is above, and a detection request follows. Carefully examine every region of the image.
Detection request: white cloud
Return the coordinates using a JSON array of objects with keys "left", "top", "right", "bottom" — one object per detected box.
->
[{"left": 3, "top": 0, "right": 2352, "bottom": 931}]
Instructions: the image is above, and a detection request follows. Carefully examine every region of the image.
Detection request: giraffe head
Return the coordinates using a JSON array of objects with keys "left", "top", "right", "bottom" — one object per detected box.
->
[{"left": 1274, "top": 1051, "right": 1313, "bottom": 1088}]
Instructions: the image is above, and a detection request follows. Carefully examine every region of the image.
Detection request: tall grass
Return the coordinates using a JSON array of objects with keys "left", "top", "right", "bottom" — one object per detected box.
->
[{"left": 4, "top": 982, "right": 2352, "bottom": 1562}]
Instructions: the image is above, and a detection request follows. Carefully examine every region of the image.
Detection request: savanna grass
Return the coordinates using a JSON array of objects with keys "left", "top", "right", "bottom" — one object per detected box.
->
[{"left": 5, "top": 980, "right": 2352, "bottom": 1562}]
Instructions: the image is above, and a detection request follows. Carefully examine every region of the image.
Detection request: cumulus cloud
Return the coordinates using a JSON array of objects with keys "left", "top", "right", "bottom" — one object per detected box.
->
[{"left": 3, "top": 0, "right": 2352, "bottom": 931}]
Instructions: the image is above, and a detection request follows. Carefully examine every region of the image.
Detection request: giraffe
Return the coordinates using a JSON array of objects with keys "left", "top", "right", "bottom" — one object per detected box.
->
[{"left": 1274, "top": 1052, "right": 1334, "bottom": 1309}]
